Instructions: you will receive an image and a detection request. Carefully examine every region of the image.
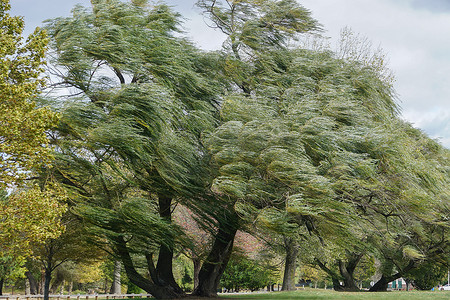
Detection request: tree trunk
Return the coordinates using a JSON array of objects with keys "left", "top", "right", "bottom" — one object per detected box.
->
[
  {"left": 369, "top": 261, "right": 415, "bottom": 292},
  {"left": 282, "top": 237, "right": 299, "bottom": 291},
  {"left": 192, "top": 210, "right": 239, "bottom": 297},
  {"left": 44, "top": 268, "right": 52, "bottom": 300},
  {"left": 155, "top": 195, "right": 184, "bottom": 295},
  {"left": 338, "top": 259, "right": 359, "bottom": 291},
  {"left": 50, "top": 269, "right": 64, "bottom": 294},
  {"left": 26, "top": 272, "right": 38, "bottom": 295},
  {"left": 110, "top": 260, "right": 121, "bottom": 294},
  {"left": 25, "top": 276, "right": 31, "bottom": 295},
  {"left": 68, "top": 282, "right": 73, "bottom": 294},
  {"left": 369, "top": 274, "right": 390, "bottom": 292},
  {"left": 115, "top": 236, "right": 185, "bottom": 299},
  {"left": 192, "top": 257, "right": 201, "bottom": 290},
  {"left": 0, "top": 278, "right": 3, "bottom": 296},
  {"left": 315, "top": 259, "right": 343, "bottom": 291}
]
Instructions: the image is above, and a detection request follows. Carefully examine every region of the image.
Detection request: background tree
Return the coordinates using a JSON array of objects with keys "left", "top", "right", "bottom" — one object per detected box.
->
[
  {"left": 405, "top": 261, "right": 448, "bottom": 291},
  {"left": 299, "top": 264, "right": 328, "bottom": 289},
  {"left": 32, "top": 213, "right": 105, "bottom": 300},
  {"left": 220, "top": 252, "right": 275, "bottom": 292}
]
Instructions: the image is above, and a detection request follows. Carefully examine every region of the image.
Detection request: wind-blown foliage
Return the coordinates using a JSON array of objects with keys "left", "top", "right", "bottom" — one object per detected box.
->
[
  {"left": 45, "top": 0, "right": 222, "bottom": 298},
  {"left": 39, "top": 0, "right": 449, "bottom": 298}
]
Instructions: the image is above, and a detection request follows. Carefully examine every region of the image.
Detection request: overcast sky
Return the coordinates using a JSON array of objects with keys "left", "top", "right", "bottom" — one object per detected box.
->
[{"left": 10, "top": 0, "right": 450, "bottom": 148}]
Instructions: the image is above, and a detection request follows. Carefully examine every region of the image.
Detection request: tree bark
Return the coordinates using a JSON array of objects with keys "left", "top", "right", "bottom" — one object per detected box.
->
[
  {"left": 282, "top": 237, "right": 299, "bottom": 291},
  {"left": 369, "top": 274, "right": 390, "bottom": 291},
  {"left": 192, "top": 210, "right": 239, "bottom": 297},
  {"left": 25, "top": 276, "right": 31, "bottom": 295},
  {"left": 115, "top": 236, "right": 185, "bottom": 299},
  {"left": 338, "top": 258, "right": 360, "bottom": 291},
  {"left": 110, "top": 260, "right": 121, "bottom": 294},
  {"left": 0, "top": 278, "right": 3, "bottom": 296},
  {"left": 155, "top": 195, "right": 184, "bottom": 295},
  {"left": 44, "top": 268, "right": 52, "bottom": 300},
  {"left": 369, "top": 261, "right": 415, "bottom": 292},
  {"left": 26, "top": 271, "right": 38, "bottom": 295},
  {"left": 192, "top": 257, "right": 201, "bottom": 290}
]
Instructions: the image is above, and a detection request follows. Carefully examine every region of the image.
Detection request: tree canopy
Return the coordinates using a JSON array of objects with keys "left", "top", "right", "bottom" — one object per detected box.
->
[
  {"left": 0, "top": 2, "right": 66, "bottom": 285},
  {"left": 4, "top": 0, "right": 448, "bottom": 299},
  {"left": 0, "top": 0, "right": 58, "bottom": 187}
]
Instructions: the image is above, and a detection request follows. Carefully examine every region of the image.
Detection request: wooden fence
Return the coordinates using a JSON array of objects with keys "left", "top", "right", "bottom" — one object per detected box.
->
[{"left": 0, "top": 294, "right": 152, "bottom": 300}]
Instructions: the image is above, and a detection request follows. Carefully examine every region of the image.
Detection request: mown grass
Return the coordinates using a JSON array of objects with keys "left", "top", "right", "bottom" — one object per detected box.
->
[{"left": 218, "top": 289, "right": 450, "bottom": 300}]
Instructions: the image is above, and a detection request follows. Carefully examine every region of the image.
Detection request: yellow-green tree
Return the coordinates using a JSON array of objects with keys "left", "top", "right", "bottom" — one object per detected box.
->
[
  {"left": 0, "top": 0, "right": 65, "bottom": 288},
  {"left": 0, "top": 0, "right": 58, "bottom": 187},
  {"left": 0, "top": 186, "right": 66, "bottom": 258}
]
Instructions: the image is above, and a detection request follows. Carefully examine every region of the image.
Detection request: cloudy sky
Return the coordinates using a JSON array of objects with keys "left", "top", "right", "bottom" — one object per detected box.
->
[{"left": 10, "top": 0, "right": 450, "bottom": 148}]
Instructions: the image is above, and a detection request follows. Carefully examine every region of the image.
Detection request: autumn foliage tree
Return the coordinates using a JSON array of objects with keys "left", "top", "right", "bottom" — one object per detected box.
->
[
  {"left": 0, "top": 1, "right": 66, "bottom": 290},
  {"left": 0, "top": 0, "right": 58, "bottom": 187}
]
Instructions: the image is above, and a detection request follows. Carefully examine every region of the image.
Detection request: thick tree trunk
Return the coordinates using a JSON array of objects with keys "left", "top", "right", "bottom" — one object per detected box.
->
[
  {"left": 115, "top": 236, "right": 185, "bottom": 299},
  {"left": 26, "top": 272, "right": 38, "bottom": 295},
  {"left": 282, "top": 237, "right": 299, "bottom": 291},
  {"left": 50, "top": 269, "right": 64, "bottom": 294},
  {"left": 155, "top": 195, "right": 184, "bottom": 295},
  {"left": 338, "top": 259, "right": 360, "bottom": 291},
  {"left": 192, "top": 258, "right": 201, "bottom": 290},
  {"left": 0, "top": 278, "right": 3, "bottom": 296},
  {"left": 192, "top": 210, "right": 239, "bottom": 297},
  {"left": 25, "top": 277, "right": 31, "bottom": 295},
  {"left": 110, "top": 260, "right": 121, "bottom": 294},
  {"left": 369, "top": 275, "right": 390, "bottom": 291},
  {"left": 369, "top": 261, "right": 415, "bottom": 292}
]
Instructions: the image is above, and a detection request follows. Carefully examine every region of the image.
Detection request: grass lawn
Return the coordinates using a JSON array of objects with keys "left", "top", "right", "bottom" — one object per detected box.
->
[{"left": 218, "top": 289, "right": 450, "bottom": 300}]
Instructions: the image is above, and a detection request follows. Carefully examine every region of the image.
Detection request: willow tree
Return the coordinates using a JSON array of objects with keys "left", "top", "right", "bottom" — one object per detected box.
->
[
  {"left": 312, "top": 121, "right": 450, "bottom": 291},
  {"left": 45, "top": 0, "right": 221, "bottom": 299},
  {"left": 363, "top": 122, "right": 450, "bottom": 291},
  {"left": 203, "top": 41, "right": 402, "bottom": 290},
  {"left": 191, "top": 1, "right": 322, "bottom": 296}
]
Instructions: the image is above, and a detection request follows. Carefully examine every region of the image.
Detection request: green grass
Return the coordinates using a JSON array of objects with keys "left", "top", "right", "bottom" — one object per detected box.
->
[{"left": 218, "top": 289, "right": 450, "bottom": 300}]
